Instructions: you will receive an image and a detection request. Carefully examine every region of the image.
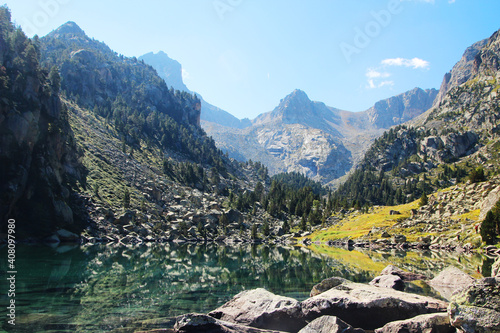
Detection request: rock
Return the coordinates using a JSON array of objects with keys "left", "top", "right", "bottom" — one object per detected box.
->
[
  {"left": 114, "top": 210, "right": 136, "bottom": 225},
  {"left": 298, "top": 316, "right": 364, "bottom": 333},
  {"left": 310, "top": 277, "right": 345, "bottom": 297},
  {"left": 380, "top": 265, "right": 428, "bottom": 282},
  {"left": 428, "top": 266, "right": 475, "bottom": 300},
  {"left": 448, "top": 277, "right": 500, "bottom": 333},
  {"left": 369, "top": 275, "right": 405, "bottom": 291},
  {"left": 389, "top": 210, "right": 401, "bottom": 215},
  {"left": 301, "top": 278, "right": 448, "bottom": 330},
  {"left": 174, "top": 313, "right": 285, "bottom": 333},
  {"left": 374, "top": 313, "right": 455, "bottom": 333},
  {"left": 55, "top": 229, "right": 80, "bottom": 242},
  {"left": 208, "top": 288, "right": 304, "bottom": 332},
  {"left": 393, "top": 235, "right": 407, "bottom": 244}
]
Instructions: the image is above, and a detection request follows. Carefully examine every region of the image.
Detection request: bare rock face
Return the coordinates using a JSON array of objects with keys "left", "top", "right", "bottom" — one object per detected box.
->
[
  {"left": 298, "top": 316, "right": 364, "bottom": 333},
  {"left": 428, "top": 266, "right": 475, "bottom": 301},
  {"left": 301, "top": 279, "right": 448, "bottom": 330},
  {"left": 448, "top": 277, "right": 500, "bottom": 333},
  {"left": 208, "top": 288, "right": 304, "bottom": 333},
  {"left": 374, "top": 313, "right": 455, "bottom": 333},
  {"left": 480, "top": 185, "right": 500, "bottom": 221}
]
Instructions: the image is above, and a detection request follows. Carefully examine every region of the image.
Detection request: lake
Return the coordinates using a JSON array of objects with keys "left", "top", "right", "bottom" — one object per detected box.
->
[{"left": 0, "top": 243, "right": 492, "bottom": 333}]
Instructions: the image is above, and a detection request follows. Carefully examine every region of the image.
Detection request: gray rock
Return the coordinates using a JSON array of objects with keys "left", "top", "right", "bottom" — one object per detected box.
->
[
  {"left": 428, "top": 266, "right": 475, "bottom": 301},
  {"left": 174, "top": 313, "right": 285, "bottom": 333},
  {"left": 301, "top": 278, "right": 448, "bottom": 330},
  {"left": 492, "top": 257, "right": 500, "bottom": 278},
  {"left": 310, "top": 277, "right": 346, "bottom": 297},
  {"left": 114, "top": 210, "right": 136, "bottom": 225},
  {"left": 380, "top": 265, "right": 428, "bottom": 282},
  {"left": 448, "top": 277, "right": 500, "bottom": 333},
  {"left": 369, "top": 275, "right": 405, "bottom": 291},
  {"left": 393, "top": 235, "right": 407, "bottom": 244},
  {"left": 374, "top": 313, "right": 455, "bottom": 333},
  {"left": 298, "top": 316, "right": 364, "bottom": 333},
  {"left": 208, "top": 288, "right": 304, "bottom": 333}
]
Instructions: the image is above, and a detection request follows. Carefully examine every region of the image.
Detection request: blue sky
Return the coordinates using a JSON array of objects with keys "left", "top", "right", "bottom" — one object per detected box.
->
[{"left": 5, "top": 0, "right": 500, "bottom": 119}]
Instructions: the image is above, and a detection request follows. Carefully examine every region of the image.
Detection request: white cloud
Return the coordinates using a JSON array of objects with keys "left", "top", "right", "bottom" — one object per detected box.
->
[
  {"left": 366, "top": 68, "right": 391, "bottom": 79},
  {"left": 381, "top": 57, "right": 430, "bottom": 69}
]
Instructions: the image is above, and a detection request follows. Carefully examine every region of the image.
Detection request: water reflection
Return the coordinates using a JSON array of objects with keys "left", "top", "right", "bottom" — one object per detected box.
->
[{"left": 0, "top": 243, "right": 488, "bottom": 333}]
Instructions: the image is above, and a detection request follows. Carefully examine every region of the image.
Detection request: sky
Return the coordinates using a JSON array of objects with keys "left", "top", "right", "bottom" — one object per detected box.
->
[{"left": 4, "top": 0, "right": 500, "bottom": 119}]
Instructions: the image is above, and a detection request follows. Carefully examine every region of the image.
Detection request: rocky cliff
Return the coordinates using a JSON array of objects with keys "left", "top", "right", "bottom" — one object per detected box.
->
[{"left": 0, "top": 9, "right": 85, "bottom": 238}]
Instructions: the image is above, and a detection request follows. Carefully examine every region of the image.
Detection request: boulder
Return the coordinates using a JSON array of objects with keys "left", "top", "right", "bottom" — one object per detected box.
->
[
  {"left": 393, "top": 235, "right": 407, "bottom": 244},
  {"left": 298, "top": 316, "right": 364, "bottom": 333},
  {"left": 374, "top": 313, "right": 455, "bottom": 333},
  {"left": 114, "top": 210, "right": 136, "bottom": 225},
  {"left": 380, "top": 265, "right": 428, "bottom": 282},
  {"left": 174, "top": 313, "right": 285, "bottom": 333},
  {"left": 208, "top": 288, "right": 304, "bottom": 333},
  {"left": 369, "top": 275, "right": 405, "bottom": 291},
  {"left": 301, "top": 278, "right": 448, "bottom": 330},
  {"left": 55, "top": 229, "right": 80, "bottom": 242},
  {"left": 448, "top": 277, "right": 500, "bottom": 333},
  {"left": 428, "top": 266, "right": 475, "bottom": 300},
  {"left": 310, "top": 277, "right": 345, "bottom": 297}
]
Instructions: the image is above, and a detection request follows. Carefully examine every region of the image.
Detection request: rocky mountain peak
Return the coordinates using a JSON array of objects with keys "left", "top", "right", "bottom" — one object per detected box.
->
[
  {"left": 274, "top": 89, "right": 317, "bottom": 123},
  {"left": 48, "top": 21, "right": 87, "bottom": 38}
]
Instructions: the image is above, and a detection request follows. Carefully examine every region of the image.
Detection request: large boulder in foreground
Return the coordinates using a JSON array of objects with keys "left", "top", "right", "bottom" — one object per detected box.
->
[
  {"left": 298, "top": 316, "right": 364, "bottom": 333},
  {"left": 448, "top": 277, "right": 500, "bottom": 333},
  {"left": 374, "top": 313, "right": 455, "bottom": 333},
  {"left": 174, "top": 313, "right": 286, "bottom": 333},
  {"left": 428, "top": 266, "right": 475, "bottom": 300},
  {"left": 208, "top": 288, "right": 304, "bottom": 333},
  {"left": 301, "top": 278, "right": 448, "bottom": 330}
]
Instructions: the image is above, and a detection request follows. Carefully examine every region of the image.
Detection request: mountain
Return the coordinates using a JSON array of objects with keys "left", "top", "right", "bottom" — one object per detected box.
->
[
  {"left": 139, "top": 51, "right": 251, "bottom": 129},
  {"left": 333, "top": 28, "right": 500, "bottom": 207},
  {"left": 0, "top": 10, "right": 86, "bottom": 237},
  {"left": 204, "top": 87, "right": 437, "bottom": 185}
]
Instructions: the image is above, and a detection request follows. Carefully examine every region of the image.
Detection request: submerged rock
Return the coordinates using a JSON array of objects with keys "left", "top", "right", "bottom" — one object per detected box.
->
[
  {"left": 448, "top": 277, "right": 500, "bottom": 333},
  {"left": 374, "top": 313, "right": 455, "bottom": 333},
  {"left": 208, "top": 288, "right": 304, "bottom": 333}
]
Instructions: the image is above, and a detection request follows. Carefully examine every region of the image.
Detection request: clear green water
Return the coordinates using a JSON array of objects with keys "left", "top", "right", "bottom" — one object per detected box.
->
[{"left": 0, "top": 243, "right": 491, "bottom": 333}]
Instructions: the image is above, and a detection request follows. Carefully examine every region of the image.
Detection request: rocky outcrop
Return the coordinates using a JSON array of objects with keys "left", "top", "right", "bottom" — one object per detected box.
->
[
  {"left": 301, "top": 278, "right": 448, "bottom": 330},
  {"left": 374, "top": 313, "right": 455, "bottom": 333},
  {"left": 310, "top": 277, "right": 346, "bottom": 297},
  {"left": 298, "top": 316, "right": 364, "bottom": 333},
  {"left": 0, "top": 10, "right": 85, "bottom": 238},
  {"left": 208, "top": 288, "right": 304, "bottom": 333},
  {"left": 448, "top": 277, "right": 500, "bottom": 333}
]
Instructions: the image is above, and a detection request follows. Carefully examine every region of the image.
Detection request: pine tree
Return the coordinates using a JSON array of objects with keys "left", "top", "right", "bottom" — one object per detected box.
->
[
  {"left": 123, "top": 187, "right": 130, "bottom": 208},
  {"left": 419, "top": 192, "right": 428, "bottom": 207}
]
